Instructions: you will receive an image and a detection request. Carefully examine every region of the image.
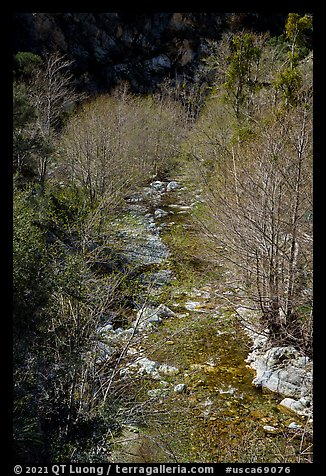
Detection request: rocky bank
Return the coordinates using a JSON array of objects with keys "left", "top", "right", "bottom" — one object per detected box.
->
[{"left": 237, "top": 307, "right": 313, "bottom": 420}]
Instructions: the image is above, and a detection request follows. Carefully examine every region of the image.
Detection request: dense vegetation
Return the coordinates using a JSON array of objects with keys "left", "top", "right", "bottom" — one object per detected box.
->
[{"left": 13, "top": 13, "right": 313, "bottom": 463}]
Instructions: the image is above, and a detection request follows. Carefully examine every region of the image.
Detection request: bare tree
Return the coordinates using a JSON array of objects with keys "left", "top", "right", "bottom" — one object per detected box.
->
[
  {"left": 58, "top": 92, "right": 188, "bottom": 208},
  {"left": 28, "top": 51, "right": 85, "bottom": 183},
  {"left": 186, "top": 63, "right": 312, "bottom": 353}
]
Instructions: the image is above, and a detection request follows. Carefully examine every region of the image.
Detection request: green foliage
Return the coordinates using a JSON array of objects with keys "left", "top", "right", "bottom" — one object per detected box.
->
[
  {"left": 274, "top": 67, "right": 303, "bottom": 106},
  {"left": 182, "top": 18, "right": 313, "bottom": 354},
  {"left": 267, "top": 34, "right": 287, "bottom": 53},
  {"left": 13, "top": 187, "right": 51, "bottom": 327},
  {"left": 223, "top": 32, "right": 262, "bottom": 117},
  {"left": 230, "top": 124, "right": 256, "bottom": 146},
  {"left": 285, "top": 13, "right": 312, "bottom": 68},
  {"left": 13, "top": 51, "right": 42, "bottom": 80},
  {"left": 226, "top": 33, "right": 261, "bottom": 83},
  {"left": 285, "top": 13, "right": 312, "bottom": 48},
  {"left": 45, "top": 184, "right": 92, "bottom": 233},
  {"left": 273, "top": 13, "right": 312, "bottom": 108},
  {"left": 13, "top": 82, "right": 35, "bottom": 129},
  {"left": 13, "top": 82, "right": 37, "bottom": 181}
]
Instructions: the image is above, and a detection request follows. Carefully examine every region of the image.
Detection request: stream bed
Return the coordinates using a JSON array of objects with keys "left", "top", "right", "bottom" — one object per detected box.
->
[{"left": 107, "top": 178, "right": 311, "bottom": 463}]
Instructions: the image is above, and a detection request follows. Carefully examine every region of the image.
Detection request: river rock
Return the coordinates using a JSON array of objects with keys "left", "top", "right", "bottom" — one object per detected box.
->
[
  {"left": 150, "top": 181, "right": 166, "bottom": 193},
  {"left": 135, "top": 304, "right": 175, "bottom": 330},
  {"left": 166, "top": 181, "right": 180, "bottom": 192},
  {"left": 154, "top": 208, "right": 168, "bottom": 219},
  {"left": 156, "top": 304, "right": 176, "bottom": 318},
  {"left": 98, "top": 323, "right": 114, "bottom": 334},
  {"left": 146, "top": 269, "right": 172, "bottom": 286},
  {"left": 250, "top": 346, "right": 312, "bottom": 400},
  {"left": 239, "top": 308, "right": 313, "bottom": 419},
  {"left": 263, "top": 425, "right": 278, "bottom": 434},
  {"left": 113, "top": 208, "right": 169, "bottom": 266},
  {"left": 135, "top": 306, "right": 163, "bottom": 330},
  {"left": 184, "top": 301, "right": 202, "bottom": 311},
  {"left": 279, "top": 397, "right": 312, "bottom": 418},
  {"left": 95, "top": 341, "right": 113, "bottom": 362},
  {"left": 158, "top": 363, "right": 179, "bottom": 375},
  {"left": 174, "top": 383, "right": 187, "bottom": 393},
  {"left": 128, "top": 357, "right": 178, "bottom": 380},
  {"left": 131, "top": 357, "right": 161, "bottom": 379},
  {"left": 125, "top": 232, "right": 169, "bottom": 265},
  {"left": 288, "top": 421, "right": 302, "bottom": 430}
]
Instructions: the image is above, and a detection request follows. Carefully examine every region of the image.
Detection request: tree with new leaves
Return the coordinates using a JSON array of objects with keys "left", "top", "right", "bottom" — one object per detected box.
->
[
  {"left": 274, "top": 13, "right": 312, "bottom": 106},
  {"left": 285, "top": 13, "right": 312, "bottom": 68},
  {"left": 224, "top": 32, "right": 262, "bottom": 118}
]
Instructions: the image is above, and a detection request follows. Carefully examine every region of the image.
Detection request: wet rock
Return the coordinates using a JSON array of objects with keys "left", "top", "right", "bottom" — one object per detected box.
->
[
  {"left": 128, "top": 356, "right": 179, "bottom": 380},
  {"left": 131, "top": 357, "right": 161, "bottom": 379},
  {"left": 218, "top": 385, "right": 236, "bottom": 395},
  {"left": 184, "top": 301, "right": 202, "bottom": 311}
]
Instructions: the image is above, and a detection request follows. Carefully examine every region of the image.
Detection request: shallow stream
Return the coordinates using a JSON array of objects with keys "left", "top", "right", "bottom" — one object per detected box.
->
[{"left": 109, "top": 178, "right": 310, "bottom": 463}]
